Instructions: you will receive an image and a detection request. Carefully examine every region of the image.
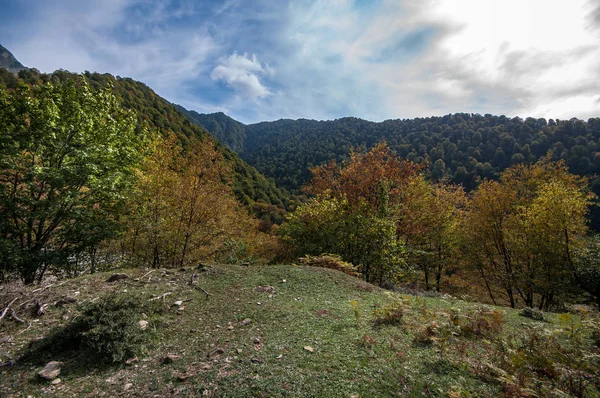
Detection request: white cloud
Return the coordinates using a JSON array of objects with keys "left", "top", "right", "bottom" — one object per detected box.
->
[
  {"left": 4, "top": 0, "right": 599, "bottom": 123},
  {"left": 210, "top": 53, "right": 272, "bottom": 99}
]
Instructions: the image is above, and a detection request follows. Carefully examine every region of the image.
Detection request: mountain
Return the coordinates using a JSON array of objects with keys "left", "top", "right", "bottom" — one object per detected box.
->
[
  {"left": 0, "top": 44, "right": 26, "bottom": 73},
  {"left": 175, "top": 107, "right": 246, "bottom": 153},
  {"left": 181, "top": 109, "right": 600, "bottom": 229},
  {"left": 0, "top": 65, "right": 290, "bottom": 225}
]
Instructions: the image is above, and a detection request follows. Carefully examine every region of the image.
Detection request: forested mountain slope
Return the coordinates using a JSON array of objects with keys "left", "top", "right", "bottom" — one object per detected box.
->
[
  {"left": 185, "top": 110, "right": 600, "bottom": 228},
  {"left": 0, "top": 68, "right": 290, "bottom": 224}
]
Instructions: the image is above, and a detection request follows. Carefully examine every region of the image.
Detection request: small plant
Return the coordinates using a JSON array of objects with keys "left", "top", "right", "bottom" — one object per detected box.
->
[
  {"left": 459, "top": 307, "right": 505, "bottom": 338},
  {"left": 357, "top": 334, "right": 377, "bottom": 348},
  {"left": 372, "top": 299, "right": 408, "bottom": 326},
  {"left": 25, "top": 293, "right": 164, "bottom": 363},
  {"left": 299, "top": 254, "right": 361, "bottom": 277},
  {"left": 413, "top": 321, "right": 439, "bottom": 345},
  {"left": 349, "top": 299, "right": 361, "bottom": 327},
  {"left": 519, "top": 307, "right": 544, "bottom": 321}
]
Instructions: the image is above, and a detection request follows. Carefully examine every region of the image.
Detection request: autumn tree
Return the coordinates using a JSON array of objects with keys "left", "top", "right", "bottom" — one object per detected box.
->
[
  {"left": 281, "top": 143, "right": 417, "bottom": 285},
  {"left": 396, "top": 175, "right": 466, "bottom": 291},
  {"left": 123, "top": 134, "right": 260, "bottom": 268},
  {"left": 463, "top": 160, "right": 594, "bottom": 308},
  {"left": 0, "top": 79, "right": 146, "bottom": 283}
]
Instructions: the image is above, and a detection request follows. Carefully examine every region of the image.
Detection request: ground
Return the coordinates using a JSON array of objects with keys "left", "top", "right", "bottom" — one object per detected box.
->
[{"left": 0, "top": 264, "right": 596, "bottom": 397}]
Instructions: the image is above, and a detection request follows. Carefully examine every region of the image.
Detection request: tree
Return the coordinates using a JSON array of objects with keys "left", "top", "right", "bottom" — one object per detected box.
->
[
  {"left": 281, "top": 143, "right": 413, "bottom": 285},
  {"left": 396, "top": 175, "right": 466, "bottom": 291},
  {"left": 462, "top": 160, "right": 593, "bottom": 308},
  {"left": 0, "top": 78, "right": 147, "bottom": 283},
  {"left": 278, "top": 195, "right": 404, "bottom": 285},
  {"left": 122, "top": 133, "right": 260, "bottom": 268}
]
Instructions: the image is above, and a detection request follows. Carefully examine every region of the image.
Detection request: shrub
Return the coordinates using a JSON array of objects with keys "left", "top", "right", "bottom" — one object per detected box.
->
[
  {"left": 299, "top": 254, "right": 361, "bottom": 277},
  {"left": 451, "top": 307, "right": 505, "bottom": 338},
  {"left": 519, "top": 307, "right": 544, "bottom": 321},
  {"left": 26, "top": 293, "right": 164, "bottom": 363},
  {"left": 372, "top": 299, "right": 408, "bottom": 326}
]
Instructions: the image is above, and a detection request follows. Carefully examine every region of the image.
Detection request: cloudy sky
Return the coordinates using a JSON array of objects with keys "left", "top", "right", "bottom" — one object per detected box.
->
[{"left": 1, "top": 0, "right": 599, "bottom": 124}]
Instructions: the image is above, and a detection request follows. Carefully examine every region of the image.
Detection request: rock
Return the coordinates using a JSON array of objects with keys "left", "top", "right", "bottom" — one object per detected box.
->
[
  {"left": 282, "top": 279, "right": 287, "bottom": 283},
  {"left": 208, "top": 348, "right": 225, "bottom": 358},
  {"left": 255, "top": 285, "right": 275, "bottom": 293},
  {"left": 227, "top": 323, "right": 234, "bottom": 330},
  {"left": 124, "top": 383, "right": 133, "bottom": 391},
  {"left": 138, "top": 320, "right": 149, "bottom": 330},
  {"left": 237, "top": 348, "right": 243, "bottom": 354},
  {"left": 106, "top": 273, "right": 129, "bottom": 283},
  {"left": 161, "top": 354, "right": 181, "bottom": 364},
  {"left": 303, "top": 346, "right": 314, "bottom": 352},
  {"left": 55, "top": 296, "right": 77, "bottom": 307},
  {"left": 51, "top": 378, "right": 61, "bottom": 385},
  {"left": 240, "top": 318, "right": 252, "bottom": 326},
  {"left": 125, "top": 357, "right": 138, "bottom": 365},
  {"left": 38, "top": 361, "right": 62, "bottom": 380}
]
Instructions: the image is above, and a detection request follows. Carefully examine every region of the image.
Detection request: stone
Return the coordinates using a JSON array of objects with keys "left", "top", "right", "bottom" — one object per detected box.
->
[
  {"left": 106, "top": 273, "right": 129, "bottom": 283},
  {"left": 255, "top": 285, "right": 275, "bottom": 293},
  {"left": 54, "top": 296, "right": 77, "bottom": 307},
  {"left": 138, "top": 320, "right": 149, "bottom": 330},
  {"left": 240, "top": 318, "right": 252, "bottom": 326},
  {"left": 161, "top": 354, "right": 181, "bottom": 364},
  {"left": 124, "top": 383, "right": 133, "bottom": 391},
  {"left": 38, "top": 361, "right": 62, "bottom": 380},
  {"left": 51, "top": 378, "right": 61, "bottom": 385}
]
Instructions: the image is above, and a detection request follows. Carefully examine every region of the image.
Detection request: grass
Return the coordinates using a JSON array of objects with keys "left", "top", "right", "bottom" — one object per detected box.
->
[{"left": 0, "top": 264, "right": 597, "bottom": 397}]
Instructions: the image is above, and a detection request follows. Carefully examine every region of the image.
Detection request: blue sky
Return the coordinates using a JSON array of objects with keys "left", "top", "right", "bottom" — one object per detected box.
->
[{"left": 1, "top": 0, "right": 599, "bottom": 124}]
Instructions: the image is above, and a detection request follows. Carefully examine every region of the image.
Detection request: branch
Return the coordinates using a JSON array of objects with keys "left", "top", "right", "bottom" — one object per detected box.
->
[{"left": 0, "top": 297, "right": 18, "bottom": 321}]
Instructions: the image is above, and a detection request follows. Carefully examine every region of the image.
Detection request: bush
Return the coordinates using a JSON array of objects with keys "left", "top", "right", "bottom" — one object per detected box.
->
[
  {"left": 299, "top": 254, "right": 361, "bottom": 277},
  {"left": 26, "top": 293, "right": 164, "bottom": 363},
  {"left": 372, "top": 299, "right": 408, "bottom": 326},
  {"left": 519, "top": 307, "right": 544, "bottom": 321},
  {"left": 450, "top": 307, "right": 505, "bottom": 338}
]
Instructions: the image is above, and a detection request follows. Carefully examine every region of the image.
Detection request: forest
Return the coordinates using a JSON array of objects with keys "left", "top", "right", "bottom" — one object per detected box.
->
[{"left": 188, "top": 111, "right": 600, "bottom": 230}]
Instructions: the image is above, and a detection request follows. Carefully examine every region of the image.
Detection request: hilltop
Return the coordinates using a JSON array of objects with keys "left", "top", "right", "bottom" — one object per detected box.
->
[
  {"left": 0, "top": 45, "right": 26, "bottom": 74},
  {"left": 1, "top": 264, "right": 598, "bottom": 397}
]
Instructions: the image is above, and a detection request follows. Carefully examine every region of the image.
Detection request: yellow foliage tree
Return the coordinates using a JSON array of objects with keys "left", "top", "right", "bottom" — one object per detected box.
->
[
  {"left": 123, "top": 134, "right": 260, "bottom": 268},
  {"left": 463, "top": 159, "right": 594, "bottom": 308}
]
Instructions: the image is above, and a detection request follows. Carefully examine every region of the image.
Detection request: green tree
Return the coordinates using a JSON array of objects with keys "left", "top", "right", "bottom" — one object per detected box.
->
[
  {"left": 0, "top": 78, "right": 147, "bottom": 283},
  {"left": 278, "top": 195, "right": 404, "bottom": 285}
]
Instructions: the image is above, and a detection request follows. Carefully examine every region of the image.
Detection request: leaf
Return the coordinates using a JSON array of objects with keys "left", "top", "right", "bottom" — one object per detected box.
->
[{"left": 303, "top": 346, "right": 314, "bottom": 352}]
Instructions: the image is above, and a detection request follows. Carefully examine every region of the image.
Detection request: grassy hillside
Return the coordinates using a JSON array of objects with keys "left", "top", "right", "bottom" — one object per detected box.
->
[{"left": 1, "top": 265, "right": 598, "bottom": 397}]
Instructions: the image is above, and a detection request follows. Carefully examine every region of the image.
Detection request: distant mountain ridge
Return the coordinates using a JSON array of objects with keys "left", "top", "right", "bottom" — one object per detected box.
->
[
  {"left": 175, "top": 107, "right": 247, "bottom": 153},
  {"left": 176, "top": 106, "right": 600, "bottom": 229},
  {"left": 0, "top": 44, "right": 26, "bottom": 73}
]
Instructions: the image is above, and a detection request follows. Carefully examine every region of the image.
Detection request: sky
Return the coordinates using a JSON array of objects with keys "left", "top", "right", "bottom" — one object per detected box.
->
[{"left": 1, "top": 0, "right": 599, "bottom": 124}]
